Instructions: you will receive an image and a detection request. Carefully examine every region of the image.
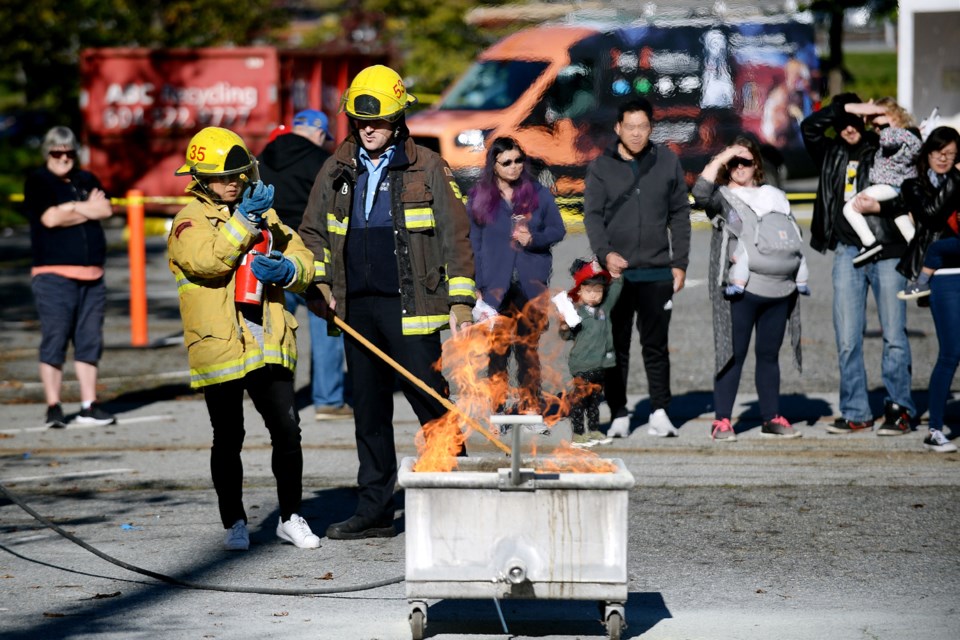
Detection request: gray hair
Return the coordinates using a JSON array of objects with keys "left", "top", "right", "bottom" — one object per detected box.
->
[{"left": 41, "top": 126, "right": 78, "bottom": 157}]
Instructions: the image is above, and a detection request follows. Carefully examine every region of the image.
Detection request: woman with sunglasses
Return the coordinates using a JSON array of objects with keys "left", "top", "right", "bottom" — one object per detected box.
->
[
  {"left": 23, "top": 127, "right": 116, "bottom": 428},
  {"left": 898, "top": 126, "right": 960, "bottom": 453},
  {"left": 468, "top": 136, "right": 566, "bottom": 413},
  {"left": 693, "top": 135, "right": 807, "bottom": 442}
]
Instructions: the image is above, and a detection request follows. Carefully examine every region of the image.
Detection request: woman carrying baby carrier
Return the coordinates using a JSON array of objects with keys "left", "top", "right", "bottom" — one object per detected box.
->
[{"left": 692, "top": 135, "right": 807, "bottom": 442}]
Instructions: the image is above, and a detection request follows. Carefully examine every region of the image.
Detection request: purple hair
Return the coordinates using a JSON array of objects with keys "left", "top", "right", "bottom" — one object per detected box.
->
[{"left": 468, "top": 136, "right": 539, "bottom": 225}]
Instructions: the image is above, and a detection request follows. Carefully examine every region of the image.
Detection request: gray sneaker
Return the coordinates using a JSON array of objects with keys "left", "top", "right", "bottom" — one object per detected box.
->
[
  {"left": 588, "top": 430, "right": 613, "bottom": 445},
  {"left": 571, "top": 433, "right": 596, "bottom": 448},
  {"left": 761, "top": 416, "right": 802, "bottom": 439},
  {"left": 224, "top": 519, "right": 249, "bottom": 551}
]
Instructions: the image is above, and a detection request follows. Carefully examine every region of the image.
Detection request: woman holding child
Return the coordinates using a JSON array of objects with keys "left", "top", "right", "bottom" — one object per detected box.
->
[
  {"left": 899, "top": 126, "right": 960, "bottom": 453},
  {"left": 693, "top": 136, "right": 806, "bottom": 441}
]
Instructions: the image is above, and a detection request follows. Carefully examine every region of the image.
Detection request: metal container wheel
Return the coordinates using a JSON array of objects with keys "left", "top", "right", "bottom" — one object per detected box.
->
[
  {"left": 603, "top": 602, "right": 626, "bottom": 640},
  {"left": 409, "top": 601, "right": 427, "bottom": 640}
]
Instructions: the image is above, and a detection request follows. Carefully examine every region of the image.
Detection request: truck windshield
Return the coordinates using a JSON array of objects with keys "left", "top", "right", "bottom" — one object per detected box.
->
[{"left": 439, "top": 60, "right": 548, "bottom": 110}]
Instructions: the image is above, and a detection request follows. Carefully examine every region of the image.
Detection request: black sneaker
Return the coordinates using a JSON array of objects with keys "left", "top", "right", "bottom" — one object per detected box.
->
[
  {"left": 852, "top": 242, "right": 883, "bottom": 266},
  {"left": 876, "top": 402, "right": 911, "bottom": 436},
  {"left": 45, "top": 403, "right": 67, "bottom": 428},
  {"left": 826, "top": 417, "right": 874, "bottom": 434},
  {"left": 75, "top": 404, "right": 116, "bottom": 426}
]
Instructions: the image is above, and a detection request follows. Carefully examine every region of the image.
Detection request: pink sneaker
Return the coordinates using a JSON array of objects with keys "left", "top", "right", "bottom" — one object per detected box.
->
[{"left": 711, "top": 418, "right": 737, "bottom": 442}]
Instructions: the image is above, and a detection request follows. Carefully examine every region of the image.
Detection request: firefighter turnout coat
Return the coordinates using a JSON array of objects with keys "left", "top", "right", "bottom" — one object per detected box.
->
[
  {"left": 299, "top": 136, "right": 476, "bottom": 335},
  {"left": 168, "top": 185, "right": 315, "bottom": 388}
]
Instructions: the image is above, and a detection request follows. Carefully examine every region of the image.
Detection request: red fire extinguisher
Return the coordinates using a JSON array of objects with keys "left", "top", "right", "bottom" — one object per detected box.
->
[{"left": 234, "top": 228, "right": 273, "bottom": 304}]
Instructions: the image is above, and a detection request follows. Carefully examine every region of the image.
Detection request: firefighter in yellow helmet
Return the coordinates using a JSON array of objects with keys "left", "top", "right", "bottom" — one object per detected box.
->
[
  {"left": 299, "top": 65, "right": 476, "bottom": 540},
  {"left": 168, "top": 126, "right": 321, "bottom": 551}
]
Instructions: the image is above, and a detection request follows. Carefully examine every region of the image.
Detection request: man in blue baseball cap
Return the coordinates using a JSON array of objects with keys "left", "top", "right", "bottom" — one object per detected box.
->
[
  {"left": 292, "top": 109, "right": 330, "bottom": 139},
  {"left": 259, "top": 110, "right": 352, "bottom": 422}
]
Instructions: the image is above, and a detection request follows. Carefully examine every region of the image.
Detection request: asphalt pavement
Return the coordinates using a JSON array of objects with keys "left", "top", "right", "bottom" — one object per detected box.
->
[{"left": 1, "top": 219, "right": 958, "bottom": 639}]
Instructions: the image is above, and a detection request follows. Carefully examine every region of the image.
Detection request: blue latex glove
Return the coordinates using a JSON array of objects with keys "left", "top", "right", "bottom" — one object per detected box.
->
[
  {"left": 251, "top": 250, "right": 297, "bottom": 286},
  {"left": 724, "top": 283, "right": 745, "bottom": 298},
  {"left": 236, "top": 181, "right": 274, "bottom": 226},
  {"left": 797, "top": 284, "right": 811, "bottom": 296}
]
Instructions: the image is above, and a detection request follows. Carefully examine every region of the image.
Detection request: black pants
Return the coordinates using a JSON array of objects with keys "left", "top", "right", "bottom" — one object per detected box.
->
[
  {"left": 488, "top": 282, "right": 544, "bottom": 409},
  {"left": 203, "top": 366, "right": 303, "bottom": 528},
  {"left": 713, "top": 291, "right": 792, "bottom": 422},
  {"left": 605, "top": 278, "right": 674, "bottom": 417},
  {"left": 344, "top": 296, "right": 449, "bottom": 521},
  {"left": 570, "top": 369, "right": 604, "bottom": 434}
]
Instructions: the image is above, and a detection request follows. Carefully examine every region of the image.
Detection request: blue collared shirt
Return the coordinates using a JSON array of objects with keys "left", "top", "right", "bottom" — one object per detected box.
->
[{"left": 358, "top": 146, "right": 395, "bottom": 219}]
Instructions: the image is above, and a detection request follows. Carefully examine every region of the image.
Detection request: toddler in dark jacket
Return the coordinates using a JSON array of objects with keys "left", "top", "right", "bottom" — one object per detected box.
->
[{"left": 553, "top": 258, "right": 623, "bottom": 447}]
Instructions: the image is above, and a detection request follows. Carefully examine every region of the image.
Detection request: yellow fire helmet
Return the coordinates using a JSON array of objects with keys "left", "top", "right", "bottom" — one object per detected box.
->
[
  {"left": 340, "top": 65, "right": 418, "bottom": 122},
  {"left": 174, "top": 127, "right": 256, "bottom": 178}
]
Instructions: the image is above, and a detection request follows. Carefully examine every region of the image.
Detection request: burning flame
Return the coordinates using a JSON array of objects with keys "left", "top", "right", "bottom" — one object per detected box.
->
[{"left": 413, "top": 290, "right": 619, "bottom": 473}]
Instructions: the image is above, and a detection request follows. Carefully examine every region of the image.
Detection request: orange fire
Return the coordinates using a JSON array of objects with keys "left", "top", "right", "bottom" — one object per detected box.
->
[{"left": 413, "top": 291, "right": 617, "bottom": 473}]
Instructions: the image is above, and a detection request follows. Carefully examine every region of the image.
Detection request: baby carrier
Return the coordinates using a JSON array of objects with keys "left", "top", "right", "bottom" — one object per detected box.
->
[{"left": 716, "top": 185, "right": 804, "bottom": 286}]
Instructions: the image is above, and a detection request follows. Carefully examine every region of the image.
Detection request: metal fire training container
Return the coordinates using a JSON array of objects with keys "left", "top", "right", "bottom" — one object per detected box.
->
[{"left": 397, "top": 416, "right": 636, "bottom": 640}]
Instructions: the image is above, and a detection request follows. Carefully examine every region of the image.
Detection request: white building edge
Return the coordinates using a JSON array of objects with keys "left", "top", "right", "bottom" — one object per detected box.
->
[{"left": 898, "top": 0, "right": 960, "bottom": 130}]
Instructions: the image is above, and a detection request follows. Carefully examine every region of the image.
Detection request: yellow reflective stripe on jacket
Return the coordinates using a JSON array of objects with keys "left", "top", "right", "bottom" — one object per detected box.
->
[
  {"left": 403, "top": 207, "right": 435, "bottom": 229},
  {"left": 401, "top": 314, "right": 449, "bottom": 335},
  {"left": 313, "top": 247, "right": 332, "bottom": 280},
  {"left": 175, "top": 275, "right": 201, "bottom": 295},
  {"left": 327, "top": 213, "right": 348, "bottom": 236},
  {"left": 448, "top": 276, "right": 476, "bottom": 299},
  {"left": 219, "top": 216, "right": 250, "bottom": 266},
  {"left": 189, "top": 345, "right": 298, "bottom": 387},
  {"left": 191, "top": 350, "right": 265, "bottom": 386}
]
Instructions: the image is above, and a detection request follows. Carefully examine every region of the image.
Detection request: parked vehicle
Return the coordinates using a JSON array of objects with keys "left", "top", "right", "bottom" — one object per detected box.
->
[
  {"left": 408, "top": 16, "right": 820, "bottom": 199},
  {"left": 80, "top": 47, "right": 386, "bottom": 200}
]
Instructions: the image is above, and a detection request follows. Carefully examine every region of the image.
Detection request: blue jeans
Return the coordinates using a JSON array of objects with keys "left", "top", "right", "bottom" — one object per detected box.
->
[
  {"left": 928, "top": 274, "right": 960, "bottom": 430},
  {"left": 285, "top": 291, "right": 346, "bottom": 408},
  {"left": 832, "top": 244, "right": 914, "bottom": 421}
]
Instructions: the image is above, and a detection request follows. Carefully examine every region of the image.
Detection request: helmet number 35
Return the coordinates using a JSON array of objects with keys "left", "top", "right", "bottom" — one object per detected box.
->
[{"left": 188, "top": 145, "right": 207, "bottom": 162}]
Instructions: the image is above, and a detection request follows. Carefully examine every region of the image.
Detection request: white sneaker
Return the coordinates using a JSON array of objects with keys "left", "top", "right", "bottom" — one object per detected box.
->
[
  {"left": 277, "top": 514, "right": 321, "bottom": 549},
  {"left": 224, "top": 519, "right": 249, "bottom": 551},
  {"left": 647, "top": 409, "right": 679, "bottom": 437},
  {"left": 607, "top": 415, "right": 630, "bottom": 438},
  {"left": 923, "top": 429, "right": 958, "bottom": 453}
]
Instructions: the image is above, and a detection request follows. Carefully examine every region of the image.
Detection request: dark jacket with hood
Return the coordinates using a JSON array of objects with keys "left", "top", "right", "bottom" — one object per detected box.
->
[
  {"left": 800, "top": 93, "right": 908, "bottom": 259},
  {"left": 257, "top": 133, "right": 330, "bottom": 229},
  {"left": 583, "top": 142, "right": 691, "bottom": 272}
]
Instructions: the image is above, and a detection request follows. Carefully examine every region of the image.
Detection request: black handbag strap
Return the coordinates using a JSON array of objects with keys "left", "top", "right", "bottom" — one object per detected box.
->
[{"left": 608, "top": 146, "right": 658, "bottom": 213}]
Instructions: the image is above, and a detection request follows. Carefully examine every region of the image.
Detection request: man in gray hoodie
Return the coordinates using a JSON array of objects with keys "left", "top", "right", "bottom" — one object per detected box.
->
[{"left": 583, "top": 99, "right": 691, "bottom": 438}]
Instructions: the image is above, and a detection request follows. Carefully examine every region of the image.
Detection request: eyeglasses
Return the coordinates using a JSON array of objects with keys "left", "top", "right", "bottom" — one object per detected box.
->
[
  {"left": 727, "top": 157, "right": 754, "bottom": 169},
  {"left": 930, "top": 150, "right": 958, "bottom": 162},
  {"left": 497, "top": 156, "right": 524, "bottom": 168},
  {"left": 49, "top": 150, "right": 77, "bottom": 160}
]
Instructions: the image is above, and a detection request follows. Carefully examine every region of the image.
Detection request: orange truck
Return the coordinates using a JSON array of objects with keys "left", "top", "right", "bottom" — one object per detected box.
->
[
  {"left": 408, "top": 17, "right": 820, "bottom": 205},
  {"left": 80, "top": 47, "right": 386, "bottom": 202}
]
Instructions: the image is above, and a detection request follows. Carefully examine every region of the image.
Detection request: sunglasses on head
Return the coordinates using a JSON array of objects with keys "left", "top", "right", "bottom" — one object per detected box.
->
[
  {"left": 727, "top": 157, "right": 754, "bottom": 169},
  {"left": 497, "top": 156, "right": 524, "bottom": 168},
  {"left": 49, "top": 150, "right": 77, "bottom": 160}
]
